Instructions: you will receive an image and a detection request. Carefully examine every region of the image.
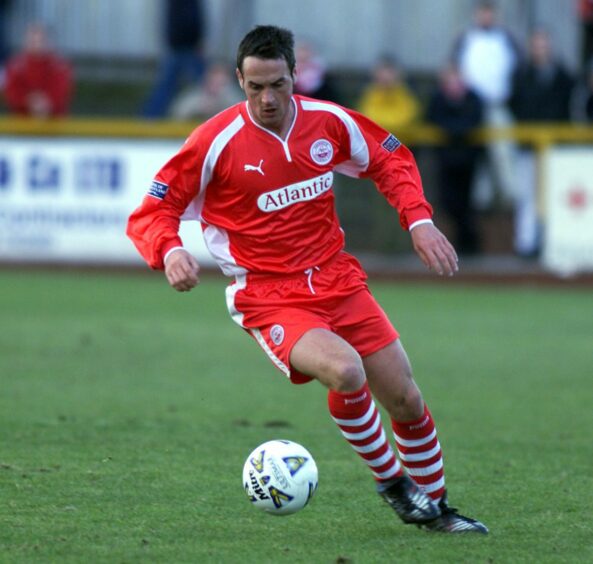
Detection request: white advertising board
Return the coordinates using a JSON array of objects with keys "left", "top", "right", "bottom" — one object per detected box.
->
[
  {"left": 0, "top": 137, "right": 216, "bottom": 267},
  {"left": 543, "top": 147, "right": 593, "bottom": 275}
]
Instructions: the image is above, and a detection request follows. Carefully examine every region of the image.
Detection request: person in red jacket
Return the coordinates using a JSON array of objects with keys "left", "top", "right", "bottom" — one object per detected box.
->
[
  {"left": 4, "top": 23, "right": 73, "bottom": 117},
  {"left": 128, "top": 25, "right": 488, "bottom": 535}
]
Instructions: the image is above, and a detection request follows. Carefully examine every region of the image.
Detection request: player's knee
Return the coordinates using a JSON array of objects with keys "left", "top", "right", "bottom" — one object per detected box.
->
[
  {"left": 385, "top": 366, "right": 424, "bottom": 420},
  {"left": 329, "top": 357, "right": 365, "bottom": 392},
  {"left": 401, "top": 386, "right": 424, "bottom": 417}
]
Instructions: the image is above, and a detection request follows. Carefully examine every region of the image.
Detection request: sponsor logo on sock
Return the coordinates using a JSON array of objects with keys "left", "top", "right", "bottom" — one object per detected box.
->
[
  {"left": 408, "top": 416, "right": 429, "bottom": 430},
  {"left": 345, "top": 392, "right": 368, "bottom": 405}
]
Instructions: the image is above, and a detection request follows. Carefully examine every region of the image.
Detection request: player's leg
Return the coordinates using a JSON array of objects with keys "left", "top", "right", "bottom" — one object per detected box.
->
[
  {"left": 324, "top": 282, "right": 446, "bottom": 499},
  {"left": 228, "top": 263, "right": 440, "bottom": 526},
  {"left": 290, "top": 329, "right": 439, "bottom": 524},
  {"left": 290, "top": 329, "right": 402, "bottom": 482},
  {"left": 362, "top": 340, "right": 445, "bottom": 502},
  {"left": 363, "top": 340, "right": 488, "bottom": 534},
  {"left": 289, "top": 327, "right": 365, "bottom": 392}
]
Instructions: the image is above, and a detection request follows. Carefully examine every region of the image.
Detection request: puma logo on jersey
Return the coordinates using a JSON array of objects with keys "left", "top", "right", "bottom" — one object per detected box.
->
[
  {"left": 244, "top": 159, "right": 264, "bottom": 176},
  {"left": 257, "top": 172, "right": 333, "bottom": 213}
]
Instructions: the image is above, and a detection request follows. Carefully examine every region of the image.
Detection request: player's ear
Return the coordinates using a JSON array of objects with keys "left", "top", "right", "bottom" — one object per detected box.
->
[{"left": 236, "top": 68, "right": 245, "bottom": 90}]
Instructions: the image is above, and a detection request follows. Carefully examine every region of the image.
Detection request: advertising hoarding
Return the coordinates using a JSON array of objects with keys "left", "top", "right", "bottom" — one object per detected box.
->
[{"left": 0, "top": 137, "right": 215, "bottom": 266}]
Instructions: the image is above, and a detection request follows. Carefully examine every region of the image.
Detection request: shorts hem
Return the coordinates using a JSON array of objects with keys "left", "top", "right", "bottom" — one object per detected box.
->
[{"left": 359, "top": 334, "right": 400, "bottom": 360}]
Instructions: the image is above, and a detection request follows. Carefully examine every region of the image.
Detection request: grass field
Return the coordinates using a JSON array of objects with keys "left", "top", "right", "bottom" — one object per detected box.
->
[{"left": 1, "top": 269, "right": 592, "bottom": 563}]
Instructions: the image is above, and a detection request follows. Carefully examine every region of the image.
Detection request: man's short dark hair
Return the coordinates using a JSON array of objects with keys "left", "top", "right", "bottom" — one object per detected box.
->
[{"left": 236, "top": 25, "right": 296, "bottom": 75}]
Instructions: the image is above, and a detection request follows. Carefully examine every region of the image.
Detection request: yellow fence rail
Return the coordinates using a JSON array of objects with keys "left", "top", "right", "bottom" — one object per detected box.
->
[{"left": 1, "top": 117, "right": 593, "bottom": 148}]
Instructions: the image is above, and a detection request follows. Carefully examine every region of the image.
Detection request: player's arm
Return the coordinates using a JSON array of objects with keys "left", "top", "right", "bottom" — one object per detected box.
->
[
  {"left": 164, "top": 248, "right": 201, "bottom": 292},
  {"left": 409, "top": 221, "right": 458, "bottom": 277},
  {"left": 127, "top": 131, "right": 204, "bottom": 289},
  {"left": 372, "top": 146, "right": 458, "bottom": 276},
  {"left": 343, "top": 109, "right": 458, "bottom": 276}
]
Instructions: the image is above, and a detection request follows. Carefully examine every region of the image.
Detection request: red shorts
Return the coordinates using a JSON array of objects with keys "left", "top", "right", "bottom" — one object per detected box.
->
[{"left": 226, "top": 252, "right": 399, "bottom": 384}]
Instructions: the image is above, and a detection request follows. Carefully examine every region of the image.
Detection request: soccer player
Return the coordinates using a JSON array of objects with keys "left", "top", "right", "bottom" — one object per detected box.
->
[{"left": 128, "top": 25, "right": 488, "bottom": 534}]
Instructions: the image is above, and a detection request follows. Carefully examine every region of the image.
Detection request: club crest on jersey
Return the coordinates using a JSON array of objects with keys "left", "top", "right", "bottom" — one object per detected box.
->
[
  {"left": 148, "top": 180, "right": 169, "bottom": 200},
  {"left": 310, "top": 138, "right": 333, "bottom": 165},
  {"left": 270, "top": 324, "right": 285, "bottom": 346},
  {"left": 257, "top": 172, "right": 333, "bottom": 213},
  {"left": 381, "top": 134, "right": 401, "bottom": 152}
]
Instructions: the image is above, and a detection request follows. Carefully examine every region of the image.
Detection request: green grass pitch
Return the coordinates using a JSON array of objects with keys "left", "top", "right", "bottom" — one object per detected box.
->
[{"left": 1, "top": 269, "right": 592, "bottom": 563}]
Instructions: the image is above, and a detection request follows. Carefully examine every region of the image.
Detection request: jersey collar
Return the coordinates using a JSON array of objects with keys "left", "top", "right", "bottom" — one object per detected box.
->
[
  {"left": 243, "top": 97, "right": 298, "bottom": 143},
  {"left": 243, "top": 97, "right": 298, "bottom": 162}
]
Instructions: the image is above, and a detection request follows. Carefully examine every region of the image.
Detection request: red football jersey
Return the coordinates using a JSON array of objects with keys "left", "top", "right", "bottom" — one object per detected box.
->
[{"left": 127, "top": 95, "right": 432, "bottom": 276}]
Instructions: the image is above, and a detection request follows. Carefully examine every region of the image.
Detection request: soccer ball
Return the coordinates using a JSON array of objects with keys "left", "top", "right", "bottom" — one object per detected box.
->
[{"left": 242, "top": 439, "right": 318, "bottom": 516}]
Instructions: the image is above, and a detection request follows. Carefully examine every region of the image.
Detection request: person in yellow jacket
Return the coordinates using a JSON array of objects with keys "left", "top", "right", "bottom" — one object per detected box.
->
[{"left": 358, "top": 55, "right": 421, "bottom": 131}]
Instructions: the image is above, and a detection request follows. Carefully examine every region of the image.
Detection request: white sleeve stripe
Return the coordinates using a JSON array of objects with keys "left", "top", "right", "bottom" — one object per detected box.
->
[
  {"left": 300, "top": 99, "right": 370, "bottom": 174},
  {"left": 181, "top": 114, "right": 245, "bottom": 221}
]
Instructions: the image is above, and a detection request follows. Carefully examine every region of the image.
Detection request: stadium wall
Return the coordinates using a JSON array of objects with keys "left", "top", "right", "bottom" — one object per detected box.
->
[{"left": 4, "top": 0, "right": 581, "bottom": 74}]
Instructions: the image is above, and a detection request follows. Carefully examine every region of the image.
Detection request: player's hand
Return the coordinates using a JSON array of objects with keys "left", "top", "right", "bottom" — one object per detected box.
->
[
  {"left": 410, "top": 223, "right": 459, "bottom": 277},
  {"left": 164, "top": 249, "right": 200, "bottom": 292}
]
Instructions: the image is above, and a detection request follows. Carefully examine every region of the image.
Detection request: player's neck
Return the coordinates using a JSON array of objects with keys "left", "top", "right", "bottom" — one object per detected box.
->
[{"left": 271, "top": 100, "right": 296, "bottom": 140}]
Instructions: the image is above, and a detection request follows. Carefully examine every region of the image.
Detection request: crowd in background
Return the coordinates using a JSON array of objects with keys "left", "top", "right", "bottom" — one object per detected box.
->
[
  {"left": 0, "top": 21, "right": 72, "bottom": 117},
  {"left": 2, "top": 0, "right": 593, "bottom": 259}
]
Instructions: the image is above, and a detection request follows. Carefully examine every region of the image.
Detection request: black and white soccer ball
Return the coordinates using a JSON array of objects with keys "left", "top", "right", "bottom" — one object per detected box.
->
[{"left": 242, "top": 439, "right": 318, "bottom": 515}]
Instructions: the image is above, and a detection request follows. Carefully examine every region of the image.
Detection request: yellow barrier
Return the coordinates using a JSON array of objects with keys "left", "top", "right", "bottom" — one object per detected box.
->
[
  {"left": 1, "top": 116, "right": 591, "bottom": 259},
  {"left": 0, "top": 116, "right": 195, "bottom": 139},
  {"left": 1, "top": 116, "right": 593, "bottom": 148},
  {"left": 1, "top": 117, "right": 591, "bottom": 214}
]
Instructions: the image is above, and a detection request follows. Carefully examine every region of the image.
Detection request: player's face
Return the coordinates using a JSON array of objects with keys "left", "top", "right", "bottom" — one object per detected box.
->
[{"left": 237, "top": 56, "right": 295, "bottom": 136}]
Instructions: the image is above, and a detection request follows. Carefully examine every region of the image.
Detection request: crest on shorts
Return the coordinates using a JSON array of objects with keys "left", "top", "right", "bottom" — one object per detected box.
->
[
  {"left": 270, "top": 324, "right": 285, "bottom": 346},
  {"left": 310, "top": 139, "right": 333, "bottom": 165}
]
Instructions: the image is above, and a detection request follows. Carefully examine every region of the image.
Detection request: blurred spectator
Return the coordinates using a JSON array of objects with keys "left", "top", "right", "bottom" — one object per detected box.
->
[
  {"left": 451, "top": 0, "right": 521, "bottom": 207},
  {"left": 510, "top": 30, "right": 574, "bottom": 122},
  {"left": 509, "top": 30, "right": 575, "bottom": 257},
  {"left": 0, "top": 0, "right": 12, "bottom": 83},
  {"left": 142, "top": 0, "right": 206, "bottom": 118},
  {"left": 169, "top": 61, "right": 242, "bottom": 120},
  {"left": 428, "top": 65, "right": 483, "bottom": 255},
  {"left": 3, "top": 23, "right": 73, "bottom": 117},
  {"left": 357, "top": 55, "right": 421, "bottom": 132},
  {"left": 293, "top": 40, "right": 339, "bottom": 102},
  {"left": 578, "top": 0, "right": 593, "bottom": 66},
  {"left": 572, "top": 59, "right": 593, "bottom": 121}
]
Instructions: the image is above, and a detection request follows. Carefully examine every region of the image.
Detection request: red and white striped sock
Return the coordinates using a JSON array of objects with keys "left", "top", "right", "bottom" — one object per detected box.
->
[
  {"left": 328, "top": 382, "right": 403, "bottom": 483},
  {"left": 391, "top": 404, "right": 445, "bottom": 501}
]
